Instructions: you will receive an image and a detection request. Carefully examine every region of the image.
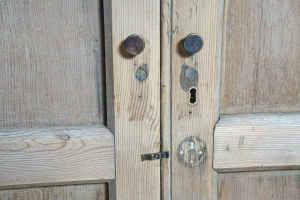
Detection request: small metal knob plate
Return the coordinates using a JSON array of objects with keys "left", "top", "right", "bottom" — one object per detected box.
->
[
  {"left": 185, "top": 67, "right": 197, "bottom": 80},
  {"left": 124, "top": 34, "right": 145, "bottom": 55},
  {"left": 184, "top": 33, "right": 204, "bottom": 54},
  {"left": 136, "top": 69, "right": 147, "bottom": 82}
]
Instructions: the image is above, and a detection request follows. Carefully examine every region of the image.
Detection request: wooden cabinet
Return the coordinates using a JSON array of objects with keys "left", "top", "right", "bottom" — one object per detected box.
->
[{"left": 1, "top": 0, "right": 299, "bottom": 199}]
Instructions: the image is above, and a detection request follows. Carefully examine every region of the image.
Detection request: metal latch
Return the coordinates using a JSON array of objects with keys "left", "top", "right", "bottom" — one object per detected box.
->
[{"left": 141, "top": 151, "right": 169, "bottom": 161}]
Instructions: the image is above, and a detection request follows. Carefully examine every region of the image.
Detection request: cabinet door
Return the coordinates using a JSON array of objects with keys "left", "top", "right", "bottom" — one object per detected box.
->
[
  {"left": 160, "top": 0, "right": 300, "bottom": 199},
  {"left": 0, "top": 1, "right": 113, "bottom": 199},
  {"left": 105, "top": 0, "right": 300, "bottom": 199}
]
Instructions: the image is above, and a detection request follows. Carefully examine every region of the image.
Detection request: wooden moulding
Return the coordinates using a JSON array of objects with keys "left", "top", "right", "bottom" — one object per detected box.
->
[
  {"left": 214, "top": 113, "right": 300, "bottom": 172},
  {"left": 0, "top": 125, "right": 115, "bottom": 189}
]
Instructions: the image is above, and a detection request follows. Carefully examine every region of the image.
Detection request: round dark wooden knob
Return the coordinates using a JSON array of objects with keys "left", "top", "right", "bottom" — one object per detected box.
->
[
  {"left": 124, "top": 34, "right": 145, "bottom": 55},
  {"left": 184, "top": 33, "right": 203, "bottom": 54}
]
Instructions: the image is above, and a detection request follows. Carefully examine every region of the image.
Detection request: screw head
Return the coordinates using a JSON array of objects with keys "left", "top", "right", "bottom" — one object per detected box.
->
[
  {"left": 180, "top": 150, "right": 184, "bottom": 155},
  {"left": 190, "top": 160, "right": 194, "bottom": 164},
  {"left": 153, "top": 154, "right": 159, "bottom": 159},
  {"left": 125, "top": 34, "right": 145, "bottom": 55},
  {"left": 185, "top": 67, "right": 197, "bottom": 80},
  {"left": 198, "top": 150, "right": 203, "bottom": 155},
  {"left": 184, "top": 33, "right": 204, "bottom": 54}
]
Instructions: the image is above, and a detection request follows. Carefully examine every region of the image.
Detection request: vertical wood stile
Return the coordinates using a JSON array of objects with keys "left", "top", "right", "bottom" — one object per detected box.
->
[
  {"left": 103, "top": 0, "right": 117, "bottom": 198},
  {"left": 160, "top": 0, "right": 172, "bottom": 199},
  {"left": 171, "top": 0, "right": 218, "bottom": 199},
  {"left": 109, "top": 0, "right": 161, "bottom": 199}
]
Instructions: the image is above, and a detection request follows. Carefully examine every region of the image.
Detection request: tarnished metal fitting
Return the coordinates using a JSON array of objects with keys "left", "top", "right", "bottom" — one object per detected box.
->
[
  {"left": 136, "top": 69, "right": 147, "bottom": 82},
  {"left": 135, "top": 63, "right": 149, "bottom": 82},
  {"left": 124, "top": 34, "right": 145, "bottom": 55},
  {"left": 184, "top": 33, "right": 203, "bottom": 54},
  {"left": 185, "top": 67, "right": 197, "bottom": 80},
  {"left": 141, "top": 151, "right": 169, "bottom": 161}
]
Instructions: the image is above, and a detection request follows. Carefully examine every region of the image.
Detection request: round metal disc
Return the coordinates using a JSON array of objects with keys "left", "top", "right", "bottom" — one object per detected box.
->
[
  {"left": 184, "top": 33, "right": 204, "bottom": 54},
  {"left": 185, "top": 67, "right": 197, "bottom": 80},
  {"left": 136, "top": 69, "right": 147, "bottom": 82},
  {"left": 124, "top": 34, "right": 145, "bottom": 55}
]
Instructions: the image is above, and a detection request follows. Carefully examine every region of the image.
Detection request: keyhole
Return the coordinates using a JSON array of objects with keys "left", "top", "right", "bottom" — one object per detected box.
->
[{"left": 189, "top": 87, "right": 197, "bottom": 105}]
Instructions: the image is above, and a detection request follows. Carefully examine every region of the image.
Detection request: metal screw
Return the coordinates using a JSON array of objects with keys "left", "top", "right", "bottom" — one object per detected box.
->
[
  {"left": 190, "top": 160, "right": 194, "bottom": 164},
  {"left": 198, "top": 150, "right": 203, "bottom": 155},
  {"left": 185, "top": 67, "right": 197, "bottom": 80},
  {"left": 136, "top": 69, "right": 147, "bottom": 82},
  {"left": 184, "top": 33, "right": 204, "bottom": 54},
  {"left": 125, "top": 34, "right": 145, "bottom": 55},
  {"left": 189, "top": 141, "right": 195, "bottom": 150},
  {"left": 153, "top": 154, "right": 159, "bottom": 159},
  {"left": 180, "top": 150, "right": 184, "bottom": 155}
]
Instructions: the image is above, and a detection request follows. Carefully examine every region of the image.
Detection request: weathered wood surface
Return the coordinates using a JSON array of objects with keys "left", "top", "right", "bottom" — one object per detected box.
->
[
  {"left": 0, "top": 184, "right": 108, "bottom": 200},
  {"left": 0, "top": 0, "right": 105, "bottom": 128},
  {"left": 0, "top": 125, "right": 115, "bottom": 189},
  {"left": 214, "top": 113, "right": 300, "bottom": 172},
  {"left": 160, "top": 0, "right": 172, "bottom": 199},
  {"left": 217, "top": 170, "right": 300, "bottom": 200},
  {"left": 216, "top": 0, "right": 300, "bottom": 199},
  {"left": 0, "top": 0, "right": 109, "bottom": 198},
  {"left": 220, "top": 0, "right": 300, "bottom": 114},
  {"left": 110, "top": 0, "right": 161, "bottom": 199},
  {"left": 171, "top": 0, "right": 218, "bottom": 199},
  {"left": 103, "top": 0, "right": 116, "bottom": 197}
]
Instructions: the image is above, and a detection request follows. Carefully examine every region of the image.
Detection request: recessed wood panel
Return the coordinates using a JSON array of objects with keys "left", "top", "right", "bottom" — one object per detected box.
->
[
  {"left": 0, "top": 184, "right": 108, "bottom": 200},
  {"left": 0, "top": 0, "right": 105, "bottom": 128},
  {"left": 220, "top": 0, "right": 300, "bottom": 114},
  {"left": 218, "top": 171, "right": 300, "bottom": 200}
]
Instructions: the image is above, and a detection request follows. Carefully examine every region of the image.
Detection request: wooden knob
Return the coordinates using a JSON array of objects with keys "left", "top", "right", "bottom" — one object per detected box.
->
[
  {"left": 184, "top": 33, "right": 203, "bottom": 54},
  {"left": 124, "top": 34, "right": 145, "bottom": 55}
]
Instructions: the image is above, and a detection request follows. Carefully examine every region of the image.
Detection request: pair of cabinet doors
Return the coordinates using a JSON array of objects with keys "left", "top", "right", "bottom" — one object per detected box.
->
[{"left": 108, "top": 0, "right": 300, "bottom": 199}]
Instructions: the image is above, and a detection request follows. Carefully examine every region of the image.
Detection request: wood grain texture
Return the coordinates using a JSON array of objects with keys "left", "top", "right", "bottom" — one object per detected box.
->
[
  {"left": 0, "top": 0, "right": 105, "bottom": 128},
  {"left": 220, "top": 0, "right": 300, "bottom": 114},
  {"left": 0, "top": 184, "right": 108, "bottom": 200},
  {"left": 214, "top": 113, "right": 300, "bottom": 172},
  {"left": 171, "top": 0, "right": 218, "bottom": 199},
  {"left": 217, "top": 170, "right": 300, "bottom": 200},
  {"left": 0, "top": 125, "right": 115, "bottom": 189},
  {"left": 103, "top": 0, "right": 116, "bottom": 198},
  {"left": 160, "top": 0, "right": 172, "bottom": 199},
  {"left": 110, "top": 0, "right": 161, "bottom": 199}
]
